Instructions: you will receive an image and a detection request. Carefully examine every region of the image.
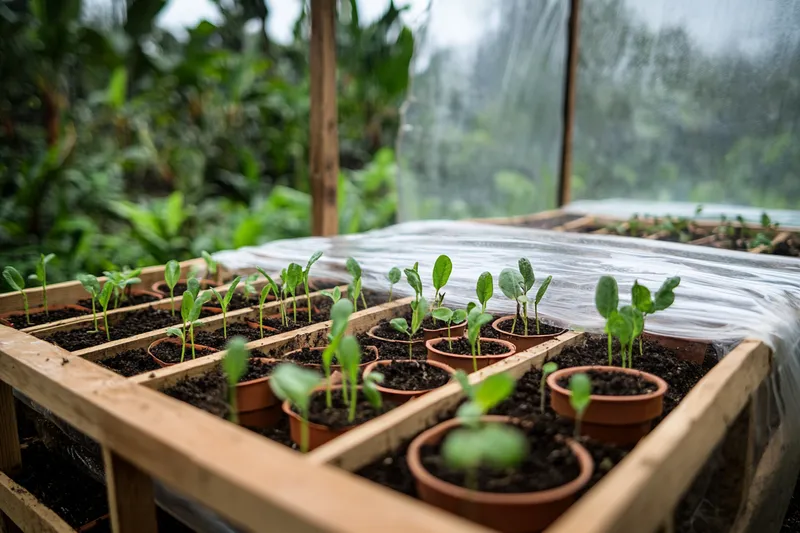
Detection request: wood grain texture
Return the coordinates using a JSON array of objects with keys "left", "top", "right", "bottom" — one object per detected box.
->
[
  {"left": 103, "top": 447, "right": 157, "bottom": 533},
  {"left": 0, "top": 472, "right": 72, "bottom": 533},
  {"left": 0, "top": 383, "right": 20, "bottom": 477}
]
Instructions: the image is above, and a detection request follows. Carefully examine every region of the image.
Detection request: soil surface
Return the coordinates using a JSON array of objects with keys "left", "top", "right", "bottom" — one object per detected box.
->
[
  {"left": 42, "top": 308, "right": 214, "bottom": 351},
  {"left": 78, "top": 292, "right": 161, "bottom": 310},
  {"left": 193, "top": 322, "right": 267, "bottom": 349},
  {"left": 250, "top": 418, "right": 297, "bottom": 449},
  {"left": 299, "top": 389, "right": 396, "bottom": 429},
  {"left": 357, "top": 332, "right": 427, "bottom": 360},
  {"left": 215, "top": 292, "right": 262, "bottom": 311},
  {"left": 430, "top": 337, "right": 511, "bottom": 356},
  {"left": 371, "top": 312, "right": 425, "bottom": 341},
  {"left": 240, "top": 358, "right": 278, "bottom": 382},
  {"left": 163, "top": 367, "right": 230, "bottom": 419},
  {"left": 310, "top": 279, "right": 344, "bottom": 290},
  {"left": 378, "top": 360, "right": 451, "bottom": 391},
  {"left": 6, "top": 307, "right": 89, "bottom": 329},
  {"left": 151, "top": 341, "right": 216, "bottom": 364},
  {"left": 421, "top": 315, "right": 465, "bottom": 331},
  {"left": 556, "top": 368, "right": 658, "bottom": 396},
  {"left": 281, "top": 344, "right": 376, "bottom": 367},
  {"left": 497, "top": 316, "right": 564, "bottom": 336},
  {"left": 155, "top": 282, "right": 215, "bottom": 296},
  {"left": 261, "top": 299, "right": 332, "bottom": 332},
  {"left": 782, "top": 474, "right": 800, "bottom": 532},
  {"left": 97, "top": 348, "right": 161, "bottom": 377}
]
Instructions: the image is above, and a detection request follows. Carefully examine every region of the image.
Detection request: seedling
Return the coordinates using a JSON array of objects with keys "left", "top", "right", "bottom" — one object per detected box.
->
[
  {"left": 346, "top": 257, "right": 368, "bottom": 311},
  {"left": 104, "top": 267, "right": 142, "bottom": 308},
  {"left": 540, "top": 362, "right": 558, "bottom": 413},
  {"left": 210, "top": 276, "right": 241, "bottom": 338},
  {"left": 504, "top": 259, "right": 553, "bottom": 336},
  {"left": 222, "top": 337, "right": 250, "bottom": 424},
  {"left": 179, "top": 283, "right": 213, "bottom": 361},
  {"left": 3, "top": 267, "right": 30, "bottom": 325},
  {"left": 430, "top": 306, "right": 467, "bottom": 351},
  {"left": 285, "top": 263, "right": 303, "bottom": 323},
  {"left": 476, "top": 271, "right": 493, "bottom": 313},
  {"left": 302, "top": 251, "right": 323, "bottom": 322},
  {"left": 241, "top": 273, "right": 259, "bottom": 299},
  {"left": 321, "top": 286, "right": 342, "bottom": 304},
  {"left": 166, "top": 327, "right": 188, "bottom": 363},
  {"left": 321, "top": 299, "right": 354, "bottom": 407},
  {"left": 389, "top": 295, "right": 428, "bottom": 357},
  {"left": 97, "top": 282, "right": 114, "bottom": 341},
  {"left": 404, "top": 263, "right": 423, "bottom": 306},
  {"left": 77, "top": 274, "right": 101, "bottom": 331},
  {"left": 466, "top": 307, "right": 494, "bottom": 372},
  {"left": 256, "top": 267, "right": 281, "bottom": 333},
  {"left": 631, "top": 277, "right": 680, "bottom": 356},
  {"left": 595, "top": 275, "right": 620, "bottom": 365},
  {"left": 269, "top": 363, "right": 322, "bottom": 453},
  {"left": 432, "top": 255, "right": 452, "bottom": 307},
  {"left": 164, "top": 260, "right": 180, "bottom": 316},
  {"left": 387, "top": 267, "right": 401, "bottom": 302},
  {"left": 201, "top": 250, "right": 220, "bottom": 283},
  {"left": 443, "top": 371, "right": 526, "bottom": 489},
  {"left": 336, "top": 335, "right": 384, "bottom": 422},
  {"left": 499, "top": 267, "right": 524, "bottom": 333},
  {"left": 569, "top": 373, "right": 592, "bottom": 438},
  {"left": 31, "top": 253, "right": 55, "bottom": 315}
]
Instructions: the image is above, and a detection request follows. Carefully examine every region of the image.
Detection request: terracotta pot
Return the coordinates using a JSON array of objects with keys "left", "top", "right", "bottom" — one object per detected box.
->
[
  {"left": 280, "top": 345, "right": 379, "bottom": 371},
  {"left": 0, "top": 304, "right": 91, "bottom": 329},
  {"left": 423, "top": 320, "right": 467, "bottom": 341},
  {"left": 126, "top": 289, "right": 165, "bottom": 302},
  {"left": 147, "top": 337, "right": 217, "bottom": 367},
  {"left": 150, "top": 278, "right": 220, "bottom": 296},
  {"left": 547, "top": 365, "right": 668, "bottom": 445},
  {"left": 282, "top": 385, "right": 365, "bottom": 451},
  {"left": 236, "top": 358, "right": 282, "bottom": 413},
  {"left": 238, "top": 404, "right": 284, "bottom": 428},
  {"left": 644, "top": 332, "right": 709, "bottom": 364},
  {"left": 362, "top": 359, "right": 456, "bottom": 404},
  {"left": 491, "top": 316, "right": 567, "bottom": 352},
  {"left": 407, "top": 416, "right": 594, "bottom": 533},
  {"left": 426, "top": 337, "right": 516, "bottom": 374},
  {"left": 366, "top": 324, "right": 426, "bottom": 347}
]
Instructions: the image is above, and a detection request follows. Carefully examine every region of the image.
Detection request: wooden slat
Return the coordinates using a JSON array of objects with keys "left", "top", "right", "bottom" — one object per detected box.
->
[
  {"left": 547, "top": 339, "right": 771, "bottom": 533},
  {"left": 0, "top": 472, "right": 73, "bottom": 533},
  {"left": 558, "top": 0, "right": 581, "bottom": 207},
  {"left": 0, "top": 383, "right": 20, "bottom": 476},
  {"left": 0, "top": 328, "right": 487, "bottom": 533},
  {"left": 309, "top": 332, "right": 584, "bottom": 470},
  {"left": 103, "top": 447, "right": 157, "bottom": 533}
]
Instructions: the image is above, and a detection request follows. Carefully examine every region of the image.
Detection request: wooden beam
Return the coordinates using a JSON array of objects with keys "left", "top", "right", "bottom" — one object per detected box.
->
[
  {"left": 309, "top": 0, "right": 339, "bottom": 236},
  {"left": 103, "top": 447, "right": 158, "bottom": 533},
  {"left": 0, "top": 383, "right": 20, "bottom": 477},
  {"left": 557, "top": 0, "right": 581, "bottom": 207},
  {"left": 0, "top": 472, "right": 72, "bottom": 533}
]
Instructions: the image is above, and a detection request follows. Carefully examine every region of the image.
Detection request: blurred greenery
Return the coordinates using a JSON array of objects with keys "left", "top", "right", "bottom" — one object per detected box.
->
[{"left": 0, "top": 0, "right": 411, "bottom": 290}]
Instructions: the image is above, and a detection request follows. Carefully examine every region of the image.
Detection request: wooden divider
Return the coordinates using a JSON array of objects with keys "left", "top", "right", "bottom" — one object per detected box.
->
[{"left": 0, "top": 472, "right": 73, "bottom": 533}]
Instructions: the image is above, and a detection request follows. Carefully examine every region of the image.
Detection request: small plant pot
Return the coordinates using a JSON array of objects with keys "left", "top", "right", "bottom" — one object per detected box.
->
[
  {"left": 238, "top": 405, "right": 284, "bottom": 428},
  {"left": 366, "top": 324, "right": 426, "bottom": 348},
  {"left": 643, "top": 332, "right": 709, "bottom": 364},
  {"left": 423, "top": 321, "right": 466, "bottom": 341},
  {"left": 547, "top": 365, "right": 669, "bottom": 445},
  {"left": 281, "top": 385, "right": 367, "bottom": 451},
  {"left": 128, "top": 289, "right": 165, "bottom": 301},
  {"left": 150, "top": 278, "right": 220, "bottom": 296},
  {"left": 0, "top": 304, "right": 91, "bottom": 329},
  {"left": 280, "top": 345, "right": 379, "bottom": 372},
  {"left": 147, "top": 337, "right": 217, "bottom": 368},
  {"left": 407, "top": 415, "right": 594, "bottom": 533},
  {"left": 362, "top": 359, "right": 456, "bottom": 404},
  {"left": 491, "top": 316, "right": 567, "bottom": 352},
  {"left": 425, "top": 337, "right": 516, "bottom": 373},
  {"left": 237, "top": 357, "right": 282, "bottom": 413}
]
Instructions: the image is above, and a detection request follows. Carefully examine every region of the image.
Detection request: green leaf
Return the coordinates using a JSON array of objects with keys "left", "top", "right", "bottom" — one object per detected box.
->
[
  {"left": 336, "top": 335, "right": 361, "bottom": 378},
  {"left": 42, "top": 253, "right": 56, "bottom": 265},
  {"left": 186, "top": 278, "right": 201, "bottom": 300},
  {"left": 286, "top": 263, "right": 303, "bottom": 295},
  {"left": 222, "top": 337, "right": 250, "bottom": 386},
  {"left": 389, "top": 317, "right": 409, "bottom": 334},
  {"left": 466, "top": 302, "right": 477, "bottom": 315},
  {"left": 210, "top": 288, "right": 224, "bottom": 307},
  {"left": 98, "top": 282, "right": 114, "bottom": 309},
  {"left": 306, "top": 251, "right": 323, "bottom": 274},
  {"left": 535, "top": 275, "right": 553, "bottom": 305},
  {"left": 654, "top": 276, "right": 681, "bottom": 311},
  {"left": 431, "top": 307, "right": 453, "bottom": 323},
  {"left": 473, "top": 373, "right": 515, "bottom": 412},
  {"left": 201, "top": 251, "right": 217, "bottom": 275},
  {"left": 77, "top": 273, "right": 100, "bottom": 297},
  {"left": 3, "top": 267, "right": 25, "bottom": 292},
  {"left": 165, "top": 260, "right": 181, "bottom": 289},
  {"left": 362, "top": 372, "right": 384, "bottom": 409},
  {"left": 455, "top": 402, "right": 483, "bottom": 428},
  {"left": 166, "top": 327, "right": 184, "bottom": 339},
  {"left": 569, "top": 373, "right": 592, "bottom": 415},
  {"left": 595, "top": 276, "right": 619, "bottom": 319},
  {"left": 499, "top": 268, "right": 524, "bottom": 300},
  {"left": 181, "top": 293, "right": 194, "bottom": 321},
  {"left": 224, "top": 277, "right": 241, "bottom": 306},
  {"left": 404, "top": 267, "right": 422, "bottom": 296},
  {"left": 476, "top": 272, "right": 493, "bottom": 307},
  {"left": 442, "top": 423, "right": 527, "bottom": 471},
  {"left": 631, "top": 281, "right": 655, "bottom": 314},
  {"left": 269, "top": 363, "right": 321, "bottom": 412},
  {"left": 190, "top": 292, "right": 213, "bottom": 321},
  {"left": 345, "top": 257, "right": 362, "bottom": 279},
  {"left": 442, "top": 427, "right": 484, "bottom": 469},
  {"left": 107, "top": 66, "right": 127, "bottom": 109},
  {"left": 542, "top": 362, "right": 558, "bottom": 377},
  {"left": 329, "top": 299, "right": 354, "bottom": 337},
  {"left": 257, "top": 268, "right": 280, "bottom": 300},
  {"left": 410, "top": 296, "right": 428, "bottom": 333},
  {"left": 453, "top": 370, "right": 472, "bottom": 397},
  {"left": 608, "top": 309, "right": 634, "bottom": 344},
  {"left": 387, "top": 267, "right": 401, "bottom": 284},
  {"left": 432, "top": 255, "right": 453, "bottom": 291},
  {"left": 452, "top": 309, "right": 467, "bottom": 324},
  {"left": 518, "top": 258, "right": 535, "bottom": 292}
]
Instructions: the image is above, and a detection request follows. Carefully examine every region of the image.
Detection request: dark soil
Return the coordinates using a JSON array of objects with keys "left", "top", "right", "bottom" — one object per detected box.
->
[
  {"left": 379, "top": 360, "right": 451, "bottom": 391},
  {"left": 421, "top": 315, "right": 465, "bottom": 331},
  {"left": 357, "top": 332, "right": 427, "bottom": 360},
  {"left": 11, "top": 441, "right": 109, "bottom": 529},
  {"left": 163, "top": 367, "right": 230, "bottom": 419},
  {"left": 773, "top": 233, "right": 800, "bottom": 257},
  {"left": 480, "top": 321, "right": 501, "bottom": 339},
  {"left": 497, "top": 316, "right": 564, "bottom": 336},
  {"left": 430, "top": 337, "right": 511, "bottom": 356},
  {"left": 154, "top": 282, "right": 211, "bottom": 296},
  {"left": 371, "top": 318, "right": 425, "bottom": 341},
  {"left": 5, "top": 307, "right": 89, "bottom": 329},
  {"left": 151, "top": 341, "right": 216, "bottom": 364},
  {"left": 300, "top": 389, "right": 396, "bottom": 429},
  {"left": 78, "top": 292, "right": 161, "bottom": 310},
  {"left": 43, "top": 308, "right": 212, "bottom": 351},
  {"left": 249, "top": 418, "right": 297, "bottom": 449},
  {"left": 310, "top": 279, "right": 344, "bottom": 290},
  {"left": 211, "top": 292, "right": 262, "bottom": 311},
  {"left": 420, "top": 420, "right": 580, "bottom": 493},
  {"left": 97, "top": 349, "right": 161, "bottom": 377},
  {"left": 282, "top": 346, "right": 326, "bottom": 365},
  {"left": 782, "top": 474, "right": 800, "bottom": 531},
  {"left": 261, "top": 299, "right": 332, "bottom": 332},
  {"left": 557, "top": 368, "right": 658, "bottom": 396},
  {"left": 240, "top": 358, "right": 278, "bottom": 382},
  {"left": 193, "top": 322, "right": 267, "bottom": 349}
]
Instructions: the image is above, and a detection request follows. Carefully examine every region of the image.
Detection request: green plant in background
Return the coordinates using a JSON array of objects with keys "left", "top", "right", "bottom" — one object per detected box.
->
[
  {"left": 476, "top": 271, "right": 493, "bottom": 313},
  {"left": 77, "top": 274, "right": 101, "bottom": 331},
  {"left": 164, "top": 260, "right": 181, "bottom": 316},
  {"left": 97, "top": 282, "right": 115, "bottom": 341},
  {"left": 346, "top": 257, "right": 368, "bottom": 311},
  {"left": 302, "top": 251, "right": 323, "bottom": 322},
  {"left": 321, "top": 286, "right": 342, "bottom": 304},
  {"left": 540, "top": 362, "right": 558, "bottom": 414},
  {"left": 466, "top": 307, "right": 494, "bottom": 371},
  {"left": 210, "top": 276, "right": 241, "bottom": 339},
  {"left": 631, "top": 277, "right": 681, "bottom": 356},
  {"left": 387, "top": 267, "right": 401, "bottom": 302},
  {"left": 442, "top": 371, "right": 526, "bottom": 489},
  {"left": 256, "top": 267, "right": 281, "bottom": 334},
  {"left": 499, "top": 267, "right": 524, "bottom": 333},
  {"left": 270, "top": 363, "right": 322, "bottom": 453},
  {"left": 222, "top": 337, "right": 250, "bottom": 424},
  {"left": 569, "top": 373, "right": 592, "bottom": 438},
  {"left": 430, "top": 306, "right": 467, "bottom": 351},
  {"left": 3, "top": 267, "right": 30, "bottom": 324},
  {"left": 336, "top": 335, "right": 384, "bottom": 422},
  {"left": 285, "top": 263, "right": 303, "bottom": 323},
  {"left": 202, "top": 251, "right": 219, "bottom": 283},
  {"left": 389, "top": 295, "right": 427, "bottom": 358},
  {"left": 31, "top": 254, "right": 56, "bottom": 315},
  {"left": 321, "top": 299, "right": 354, "bottom": 407},
  {"left": 432, "top": 255, "right": 453, "bottom": 307}
]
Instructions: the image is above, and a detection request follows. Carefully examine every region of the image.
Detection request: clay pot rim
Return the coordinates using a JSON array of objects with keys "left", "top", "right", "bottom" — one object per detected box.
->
[
  {"left": 363, "top": 359, "right": 456, "bottom": 396},
  {"left": 642, "top": 331, "right": 711, "bottom": 346},
  {"left": 237, "top": 357, "right": 282, "bottom": 388},
  {"left": 280, "top": 345, "right": 379, "bottom": 369},
  {"left": 281, "top": 384, "right": 365, "bottom": 432},
  {"left": 367, "top": 324, "right": 425, "bottom": 345},
  {"left": 547, "top": 365, "right": 669, "bottom": 403},
  {"left": 147, "top": 337, "right": 218, "bottom": 367},
  {"left": 151, "top": 278, "right": 220, "bottom": 294},
  {"left": 425, "top": 336, "right": 516, "bottom": 360},
  {"left": 422, "top": 320, "right": 467, "bottom": 333},
  {"left": 127, "top": 289, "right": 165, "bottom": 300},
  {"left": 407, "top": 415, "right": 594, "bottom": 504},
  {"left": 491, "top": 315, "right": 567, "bottom": 339},
  {"left": 0, "top": 304, "right": 92, "bottom": 319}
]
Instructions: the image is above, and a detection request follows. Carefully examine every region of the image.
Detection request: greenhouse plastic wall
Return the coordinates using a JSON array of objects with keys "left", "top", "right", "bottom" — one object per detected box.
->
[{"left": 215, "top": 220, "right": 800, "bottom": 532}]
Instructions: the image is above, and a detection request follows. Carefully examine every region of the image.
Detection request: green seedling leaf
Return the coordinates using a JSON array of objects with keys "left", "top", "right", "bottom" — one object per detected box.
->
[
  {"left": 608, "top": 310, "right": 633, "bottom": 345},
  {"left": 345, "top": 257, "right": 362, "bottom": 280},
  {"left": 256, "top": 268, "right": 281, "bottom": 299},
  {"left": 542, "top": 362, "right": 558, "bottom": 376},
  {"left": 595, "top": 276, "right": 619, "bottom": 319},
  {"left": 201, "top": 251, "right": 217, "bottom": 275},
  {"left": 443, "top": 423, "right": 527, "bottom": 471},
  {"left": 540, "top": 362, "right": 558, "bottom": 413},
  {"left": 223, "top": 276, "right": 241, "bottom": 306},
  {"left": 98, "top": 282, "right": 114, "bottom": 309},
  {"left": 467, "top": 307, "right": 493, "bottom": 347},
  {"left": 455, "top": 401, "right": 484, "bottom": 428},
  {"left": 410, "top": 296, "right": 428, "bottom": 334},
  {"left": 3, "top": 267, "right": 24, "bottom": 291},
  {"left": 473, "top": 372, "right": 515, "bottom": 413},
  {"left": 499, "top": 268, "right": 524, "bottom": 300},
  {"left": 186, "top": 277, "right": 201, "bottom": 300},
  {"left": 181, "top": 292, "right": 195, "bottom": 321},
  {"left": 166, "top": 327, "right": 184, "bottom": 339},
  {"left": 243, "top": 273, "right": 259, "bottom": 296},
  {"left": 632, "top": 281, "right": 655, "bottom": 314},
  {"left": 77, "top": 274, "right": 100, "bottom": 296},
  {"left": 404, "top": 267, "right": 423, "bottom": 297},
  {"left": 654, "top": 276, "right": 681, "bottom": 311},
  {"left": 388, "top": 267, "right": 401, "bottom": 284},
  {"left": 432, "top": 255, "right": 453, "bottom": 292},
  {"left": 222, "top": 337, "right": 249, "bottom": 386},
  {"left": 453, "top": 369, "right": 473, "bottom": 397},
  {"left": 165, "top": 260, "right": 181, "bottom": 290},
  {"left": 518, "top": 258, "right": 535, "bottom": 292},
  {"left": 535, "top": 275, "right": 553, "bottom": 305},
  {"left": 431, "top": 307, "right": 453, "bottom": 323},
  {"left": 476, "top": 271, "right": 493, "bottom": 310},
  {"left": 270, "top": 364, "right": 322, "bottom": 413},
  {"left": 452, "top": 309, "right": 467, "bottom": 324},
  {"left": 321, "top": 286, "right": 341, "bottom": 303},
  {"left": 569, "top": 373, "right": 592, "bottom": 416},
  {"left": 363, "top": 372, "right": 384, "bottom": 409},
  {"left": 466, "top": 301, "right": 477, "bottom": 315},
  {"left": 286, "top": 263, "right": 303, "bottom": 295},
  {"left": 336, "top": 335, "right": 361, "bottom": 380},
  {"left": 329, "top": 298, "right": 354, "bottom": 338},
  {"left": 306, "top": 251, "right": 323, "bottom": 273},
  {"left": 390, "top": 317, "right": 409, "bottom": 334}
]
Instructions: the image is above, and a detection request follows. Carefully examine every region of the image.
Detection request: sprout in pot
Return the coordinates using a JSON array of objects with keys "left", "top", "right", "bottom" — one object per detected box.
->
[
  {"left": 499, "top": 267, "right": 524, "bottom": 333},
  {"left": 285, "top": 263, "right": 304, "bottom": 324},
  {"left": 568, "top": 373, "right": 592, "bottom": 438},
  {"left": 346, "top": 257, "right": 368, "bottom": 311},
  {"left": 540, "top": 362, "right": 558, "bottom": 414},
  {"left": 77, "top": 274, "right": 101, "bottom": 332},
  {"left": 177, "top": 279, "right": 213, "bottom": 361},
  {"left": 164, "top": 260, "right": 181, "bottom": 316},
  {"left": 387, "top": 267, "right": 401, "bottom": 302},
  {"left": 389, "top": 295, "right": 428, "bottom": 357},
  {"left": 596, "top": 276, "right": 644, "bottom": 368},
  {"left": 321, "top": 299, "right": 354, "bottom": 407},
  {"left": 302, "top": 251, "right": 323, "bottom": 322},
  {"left": 476, "top": 271, "right": 493, "bottom": 313},
  {"left": 3, "top": 266, "right": 30, "bottom": 325},
  {"left": 103, "top": 267, "right": 142, "bottom": 308},
  {"left": 222, "top": 336, "right": 250, "bottom": 424},
  {"left": 97, "top": 282, "right": 115, "bottom": 341},
  {"left": 336, "top": 335, "right": 384, "bottom": 422},
  {"left": 500, "top": 259, "right": 554, "bottom": 336},
  {"left": 466, "top": 306, "right": 494, "bottom": 372},
  {"left": 256, "top": 267, "right": 280, "bottom": 336},
  {"left": 210, "top": 276, "right": 241, "bottom": 339},
  {"left": 430, "top": 306, "right": 467, "bottom": 351},
  {"left": 241, "top": 273, "right": 259, "bottom": 303},
  {"left": 432, "top": 255, "right": 452, "bottom": 307},
  {"left": 631, "top": 276, "right": 681, "bottom": 356},
  {"left": 202, "top": 250, "right": 220, "bottom": 283},
  {"left": 30, "top": 253, "right": 56, "bottom": 315},
  {"left": 320, "top": 286, "right": 342, "bottom": 304},
  {"left": 270, "top": 364, "right": 323, "bottom": 453}
]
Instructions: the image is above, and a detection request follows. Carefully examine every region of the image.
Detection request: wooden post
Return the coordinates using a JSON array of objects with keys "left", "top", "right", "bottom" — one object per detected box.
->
[
  {"left": 310, "top": 0, "right": 339, "bottom": 236},
  {"left": 103, "top": 447, "right": 157, "bottom": 533},
  {"left": 557, "top": 0, "right": 581, "bottom": 207},
  {"left": 0, "top": 382, "right": 21, "bottom": 533}
]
